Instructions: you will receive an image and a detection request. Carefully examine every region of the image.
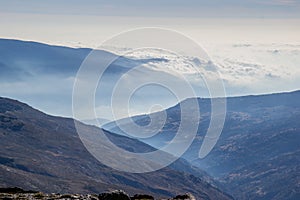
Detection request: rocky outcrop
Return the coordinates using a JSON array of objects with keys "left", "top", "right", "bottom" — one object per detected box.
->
[
  {"left": 99, "top": 190, "right": 131, "bottom": 200},
  {"left": 0, "top": 188, "right": 197, "bottom": 200},
  {"left": 172, "top": 193, "right": 196, "bottom": 200},
  {"left": 131, "top": 194, "right": 154, "bottom": 200}
]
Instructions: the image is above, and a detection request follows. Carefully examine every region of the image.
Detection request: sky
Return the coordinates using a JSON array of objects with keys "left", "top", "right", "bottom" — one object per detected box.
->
[
  {"left": 1, "top": 0, "right": 300, "bottom": 46},
  {"left": 0, "top": 0, "right": 299, "bottom": 47},
  {"left": 0, "top": 0, "right": 300, "bottom": 120},
  {"left": 1, "top": 0, "right": 300, "bottom": 18}
]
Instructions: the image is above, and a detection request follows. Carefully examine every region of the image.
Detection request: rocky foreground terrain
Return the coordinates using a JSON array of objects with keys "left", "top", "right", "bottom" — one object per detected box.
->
[{"left": 0, "top": 187, "right": 196, "bottom": 200}]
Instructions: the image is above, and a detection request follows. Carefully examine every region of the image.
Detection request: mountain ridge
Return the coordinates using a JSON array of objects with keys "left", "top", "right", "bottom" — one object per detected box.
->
[
  {"left": 0, "top": 96, "right": 233, "bottom": 200},
  {"left": 104, "top": 90, "right": 300, "bottom": 200}
]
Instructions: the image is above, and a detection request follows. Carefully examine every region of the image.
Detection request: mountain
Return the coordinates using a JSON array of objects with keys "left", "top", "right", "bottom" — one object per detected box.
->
[
  {"left": 0, "top": 97, "right": 233, "bottom": 200},
  {"left": 0, "top": 38, "right": 173, "bottom": 119},
  {"left": 82, "top": 118, "right": 111, "bottom": 127},
  {"left": 104, "top": 90, "right": 300, "bottom": 200},
  {"left": 0, "top": 38, "right": 135, "bottom": 80}
]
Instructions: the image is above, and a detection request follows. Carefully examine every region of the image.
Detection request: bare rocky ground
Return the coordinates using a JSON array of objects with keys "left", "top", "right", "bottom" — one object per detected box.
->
[{"left": 0, "top": 188, "right": 196, "bottom": 200}]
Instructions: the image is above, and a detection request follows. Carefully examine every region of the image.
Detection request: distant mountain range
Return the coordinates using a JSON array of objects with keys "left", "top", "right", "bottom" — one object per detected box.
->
[
  {"left": 0, "top": 38, "right": 182, "bottom": 119},
  {"left": 104, "top": 90, "right": 300, "bottom": 200},
  {"left": 0, "top": 97, "right": 233, "bottom": 200}
]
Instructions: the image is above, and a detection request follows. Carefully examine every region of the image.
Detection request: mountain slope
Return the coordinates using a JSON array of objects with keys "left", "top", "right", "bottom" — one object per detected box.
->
[
  {"left": 0, "top": 97, "right": 233, "bottom": 200},
  {"left": 104, "top": 90, "right": 300, "bottom": 200},
  {"left": 0, "top": 38, "right": 170, "bottom": 118}
]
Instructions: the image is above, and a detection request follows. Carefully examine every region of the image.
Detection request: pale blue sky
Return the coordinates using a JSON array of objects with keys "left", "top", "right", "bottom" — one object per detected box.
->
[
  {"left": 1, "top": 0, "right": 300, "bottom": 18},
  {"left": 1, "top": 0, "right": 299, "bottom": 47}
]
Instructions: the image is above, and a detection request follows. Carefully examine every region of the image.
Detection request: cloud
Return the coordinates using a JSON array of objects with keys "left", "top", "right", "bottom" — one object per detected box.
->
[
  {"left": 1, "top": 39, "right": 300, "bottom": 120},
  {"left": 232, "top": 44, "right": 252, "bottom": 48},
  {"left": 265, "top": 72, "right": 280, "bottom": 79},
  {"left": 209, "top": 43, "right": 300, "bottom": 95}
]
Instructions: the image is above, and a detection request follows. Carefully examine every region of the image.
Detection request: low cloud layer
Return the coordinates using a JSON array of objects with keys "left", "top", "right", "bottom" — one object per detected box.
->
[{"left": 0, "top": 39, "right": 299, "bottom": 121}]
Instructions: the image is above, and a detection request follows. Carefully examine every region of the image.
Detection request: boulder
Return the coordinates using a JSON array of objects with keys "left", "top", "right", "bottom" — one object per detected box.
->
[
  {"left": 172, "top": 193, "right": 196, "bottom": 200},
  {"left": 99, "top": 190, "right": 131, "bottom": 200},
  {"left": 131, "top": 194, "right": 154, "bottom": 200}
]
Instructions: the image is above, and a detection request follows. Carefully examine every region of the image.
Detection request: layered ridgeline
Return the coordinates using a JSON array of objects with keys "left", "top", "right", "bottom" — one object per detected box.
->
[
  {"left": 0, "top": 38, "right": 172, "bottom": 119},
  {"left": 104, "top": 90, "right": 300, "bottom": 200},
  {"left": 0, "top": 97, "right": 233, "bottom": 200}
]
